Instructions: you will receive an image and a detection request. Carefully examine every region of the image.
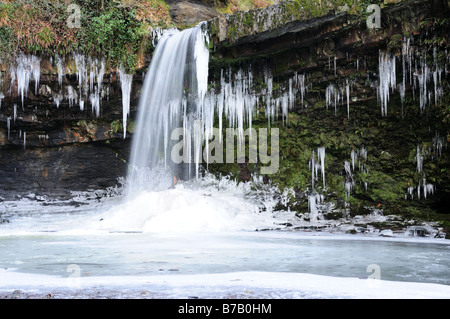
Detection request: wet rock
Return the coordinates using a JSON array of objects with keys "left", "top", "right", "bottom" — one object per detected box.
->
[
  {"left": 0, "top": 140, "right": 129, "bottom": 200},
  {"left": 379, "top": 229, "right": 393, "bottom": 237},
  {"left": 355, "top": 227, "right": 369, "bottom": 233},
  {"left": 169, "top": 1, "right": 220, "bottom": 26},
  {"left": 405, "top": 226, "right": 439, "bottom": 238}
]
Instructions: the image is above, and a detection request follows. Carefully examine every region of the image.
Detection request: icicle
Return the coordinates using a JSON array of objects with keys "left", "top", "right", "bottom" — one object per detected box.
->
[
  {"left": 97, "top": 60, "right": 105, "bottom": 96},
  {"left": 417, "top": 179, "right": 421, "bottom": 200},
  {"left": 310, "top": 151, "right": 315, "bottom": 190},
  {"left": 378, "top": 51, "right": 396, "bottom": 117},
  {"left": 334, "top": 56, "right": 337, "bottom": 76},
  {"left": 344, "top": 160, "right": 353, "bottom": 199},
  {"left": 432, "top": 132, "right": 443, "bottom": 159},
  {"left": 345, "top": 181, "right": 353, "bottom": 199},
  {"left": 89, "top": 58, "right": 96, "bottom": 93},
  {"left": 346, "top": 79, "right": 350, "bottom": 119},
  {"left": 423, "top": 182, "right": 435, "bottom": 199},
  {"left": 325, "top": 84, "right": 336, "bottom": 110},
  {"left": 13, "top": 104, "right": 17, "bottom": 122},
  {"left": 150, "top": 27, "right": 178, "bottom": 47},
  {"left": 74, "top": 53, "right": 87, "bottom": 99},
  {"left": 359, "top": 147, "right": 367, "bottom": 161},
  {"left": 280, "top": 92, "right": 289, "bottom": 124},
  {"left": 6, "top": 116, "right": 11, "bottom": 140},
  {"left": 56, "top": 55, "right": 65, "bottom": 87},
  {"left": 308, "top": 194, "right": 323, "bottom": 222},
  {"left": 433, "top": 64, "right": 443, "bottom": 106},
  {"left": 12, "top": 53, "right": 41, "bottom": 109},
  {"left": 53, "top": 94, "right": 62, "bottom": 109},
  {"left": 23, "top": 131, "right": 26, "bottom": 150},
  {"left": 416, "top": 145, "right": 423, "bottom": 173},
  {"left": 265, "top": 71, "right": 273, "bottom": 125},
  {"left": 31, "top": 56, "right": 40, "bottom": 95},
  {"left": 298, "top": 73, "right": 306, "bottom": 106},
  {"left": 118, "top": 67, "right": 133, "bottom": 138},
  {"left": 90, "top": 91, "right": 100, "bottom": 117},
  {"left": 350, "top": 149, "right": 357, "bottom": 171},
  {"left": 66, "top": 86, "right": 76, "bottom": 108},
  {"left": 288, "top": 77, "right": 294, "bottom": 110},
  {"left": 317, "top": 147, "right": 326, "bottom": 188},
  {"left": 417, "top": 58, "right": 430, "bottom": 113},
  {"left": 0, "top": 92, "right": 3, "bottom": 109}
]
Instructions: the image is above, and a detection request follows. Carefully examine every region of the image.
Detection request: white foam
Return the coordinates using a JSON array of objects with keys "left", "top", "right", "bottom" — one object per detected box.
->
[{"left": 100, "top": 178, "right": 278, "bottom": 233}]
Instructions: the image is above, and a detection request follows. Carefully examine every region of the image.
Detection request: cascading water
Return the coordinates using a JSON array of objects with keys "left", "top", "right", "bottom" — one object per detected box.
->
[
  {"left": 100, "top": 23, "right": 298, "bottom": 233},
  {"left": 126, "top": 23, "right": 210, "bottom": 195}
]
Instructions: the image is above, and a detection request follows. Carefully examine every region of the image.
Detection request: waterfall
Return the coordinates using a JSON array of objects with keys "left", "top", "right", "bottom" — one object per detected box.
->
[{"left": 127, "top": 22, "right": 210, "bottom": 194}]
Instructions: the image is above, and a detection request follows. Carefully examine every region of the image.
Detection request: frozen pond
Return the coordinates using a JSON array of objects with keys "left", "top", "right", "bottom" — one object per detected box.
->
[{"left": 0, "top": 178, "right": 449, "bottom": 299}]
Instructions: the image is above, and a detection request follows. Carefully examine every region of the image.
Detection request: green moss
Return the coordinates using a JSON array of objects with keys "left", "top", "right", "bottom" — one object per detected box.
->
[
  {"left": 0, "top": 0, "right": 173, "bottom": 71},
  {"left": 110, "top": 120, "right": 122, "bottom": 134}
]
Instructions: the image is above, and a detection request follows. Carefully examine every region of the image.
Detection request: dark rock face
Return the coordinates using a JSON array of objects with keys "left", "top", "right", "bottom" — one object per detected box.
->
[
  {"left": 0, "top": 139, "right": 130, "bottom": 200},
  {"left": 206, "top": 0, "right": 449, "bottom": 229},
  {"left": 0, "top": 57, "right": 143, "bottom": 200}
]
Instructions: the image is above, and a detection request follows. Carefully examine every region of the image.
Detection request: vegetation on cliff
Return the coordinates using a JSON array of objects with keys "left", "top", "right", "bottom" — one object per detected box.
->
[{"left": 0, "top": 0, "right": 172, "bottom": 70}]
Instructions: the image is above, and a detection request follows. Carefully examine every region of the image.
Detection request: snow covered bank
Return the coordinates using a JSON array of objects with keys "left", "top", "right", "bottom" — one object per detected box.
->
[{"left": 0, "top": 269, "right": 449, "bottom": 299}]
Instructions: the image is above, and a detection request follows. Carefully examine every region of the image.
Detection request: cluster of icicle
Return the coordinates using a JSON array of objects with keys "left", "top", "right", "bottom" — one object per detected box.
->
[
  {"left": 0, "top": 52, "right": 134, "bottom": 139},
  {"left": 0, "top": 53, "right": 42, "bottom": 147},
  {"left": 307, "top": 145, "right": 369, "bottom": 218},
  {"left": 378, "top": 37, "right": 445, "bottom": 116},
  {"left": 325, "top": 78, "right": 353, "bottom": 118},
  {"left": 8, "top": 53, "right": 41, "bottom": 109},
  {"left": 406, "top": 132, "right": 445, "bottom": 200},
  {"left": 170, "top": 67, "right": 309, "bottom": 180},
  {"left": 344, "top": 147, "right": 369, "bottom": 199},
  {"left": 0, "top": 28, "right": 173, "bottom": 147},
  {"left": 204, "top": 69, "right": 309, "bottom": 147},
  {"left": 308, "top": 147, "right": 326, "bottom": 221}
]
